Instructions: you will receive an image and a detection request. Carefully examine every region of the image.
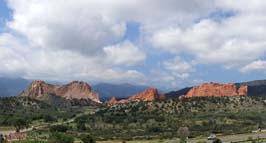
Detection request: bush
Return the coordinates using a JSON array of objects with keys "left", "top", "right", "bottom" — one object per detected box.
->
[
  {"left": 212, "top": 138, "right": 222, "bottom": 143},
  {"left": 49, "top": 132, "right": 74, "bottom": 143},
  {"left": 43, "top": 115, "right": 57, "bottom": 122},
  {"left": 77, "top": 122, "right": 87, "bottom": 131},
  {"left": 10, "top": 117, "right": 29, "bottom": 132},
  {"left": 80, "top": 134, "right": 95, "bottom": 143},
  {"left": 49, "top": 125, "right": 68, "bottom": 132}
]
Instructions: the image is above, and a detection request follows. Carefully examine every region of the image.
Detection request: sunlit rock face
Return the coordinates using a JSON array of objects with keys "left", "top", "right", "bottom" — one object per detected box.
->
[
  {"left": 20, "top": 80, "right": 101, "bottom": 103},
  {"left": 105, "top": 88, "right": 165, "bottom": 105},
  {"left": 129, "top": 88, "right": 164, "bottom": 101},
  {"left": 185, "top": 82, "right": 248, "bottom": 97}
]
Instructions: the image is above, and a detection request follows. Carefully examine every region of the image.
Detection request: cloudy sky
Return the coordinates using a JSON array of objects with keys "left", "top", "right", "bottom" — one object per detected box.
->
[{"left": 0, "top": 0, "right": 266, "bottom": 90}]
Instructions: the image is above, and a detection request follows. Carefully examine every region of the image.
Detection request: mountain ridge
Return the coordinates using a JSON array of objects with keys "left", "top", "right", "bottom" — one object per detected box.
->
[{"left": 92, "top": 82, "right": 149, "bottom": 100}]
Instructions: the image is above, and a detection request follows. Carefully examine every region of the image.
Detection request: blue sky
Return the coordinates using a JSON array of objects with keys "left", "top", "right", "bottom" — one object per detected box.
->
[
  {"left": 0, "top": 0, "right": 11, "bottom": 32},
  {"left": 0, "top": 0, "right": 266, "bottom": 90}
]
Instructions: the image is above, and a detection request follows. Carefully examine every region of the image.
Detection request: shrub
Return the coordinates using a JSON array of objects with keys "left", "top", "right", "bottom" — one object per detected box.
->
[
  {"left": 43, "top": 115, "right": 57, "bottom": 122},
  {"left": 80, "top": 134, "right": 95, "bottom": 143},
  {"left": 212, "top": 138, "right": 222, "bottom": 143},
  {"left": 49, "top": 125, "right": 68, "bottom": 132},
  {"left": 49, "top": 132, "right": 74, "bottom": 143}
]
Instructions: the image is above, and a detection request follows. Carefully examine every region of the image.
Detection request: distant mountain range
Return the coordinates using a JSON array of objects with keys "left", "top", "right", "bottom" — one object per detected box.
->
[
  {"left": 0, "top": 77, "right": 30, "bottom": 97},
  {"left": 92, "top": 83, "right": 149, "bottom": 100},
  {"left": 0, "top": 78, "right": 150, "bottom": 101},
  {"left": 2, "top": 77, "right": 266, "bottom": 102},
  {"left": 236, "top": 79, "right": 266, "bottom": 96}
]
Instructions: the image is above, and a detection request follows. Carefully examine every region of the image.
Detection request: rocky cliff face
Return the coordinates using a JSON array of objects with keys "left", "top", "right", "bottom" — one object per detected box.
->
[
  {"left": 20, "top": 80, "right": 100, "bottom": 104},
  {"left": 129, "top": 88, "right": 164, "bottom": 101},
  {"left": 105, "top": 88, "right": 164, "bottom": 105},
  {"left": 185, "top": 82, "right": 248, "bottom": 97}
]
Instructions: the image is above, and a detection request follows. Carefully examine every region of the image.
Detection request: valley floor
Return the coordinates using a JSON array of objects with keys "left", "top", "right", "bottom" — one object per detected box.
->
[{"left": 2, "top": 129, "right": 266, "bottom": 143}]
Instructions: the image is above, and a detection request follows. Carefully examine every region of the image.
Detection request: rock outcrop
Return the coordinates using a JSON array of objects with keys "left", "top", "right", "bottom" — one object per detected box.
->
[
  {"left": 105, "top": 96, "right": 118, "bottom": 105},
  {"left": 20, "top": 80, "right": 101, "bottom": 104},
  {"left": 129, "top": 88, "right": 164, "bottom": 101},
  {"left": 105, "top": 96, "right": 128, "bottom": 105},
  {"left": 105, "top": 88, "right": 164, "bottom": 105},
  {"left": 185, "top": 82, "right": 248, "bottom": 97},
  {"left": 238, "top": 85, "right": 248, "bottom": 96}
]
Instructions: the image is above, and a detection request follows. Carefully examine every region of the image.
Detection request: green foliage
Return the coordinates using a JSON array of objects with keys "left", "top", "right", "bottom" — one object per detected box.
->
[
  {"left": 0, "top": 97, "right": 81, "bottom": 127},
  {"left": 178, "top": 127, "right": 190, "bottom": 138},
  {"left": 10, "top": 117, "right": 29, "bottom": 132},
  {"left": 77, "top": 122, "right": 87, "bottom": 131},
  {"left": 49, "top": 125, "right": 68, "bottom": 133},
  {"left": 212, "top": 138, "right": 222, "bottom": 143},
  {"left": 83, "top": 96, "right": 266, "bottom": 140},
  {"left": 75, "top": 115, "right": 87, "bottom": 131},
  {"left": 43, "top": 114, "right": 57, "bottom": 122},
  {"left": 48, "top": 132, "right": 74, "bottom": 143},
  {"left": 80, "top": 134, "right": 96, "bottom": 143},
  {"left": 179, "top": 137, "right": 187, "bottom": 143},
  {"left": 3, "top": 96, "right": 266, "bottom": 141},
  {"left": 12, "top": 141, "right": 46, "bottom": 143},
  {"left": 12, "top": 141, "right": 47, "bottom": 143}
]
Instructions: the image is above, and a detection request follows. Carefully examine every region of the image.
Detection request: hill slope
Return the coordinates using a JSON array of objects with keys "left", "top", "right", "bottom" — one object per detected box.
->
[{"left": 86, "top": 96, "right": 266, "bottom": 140}]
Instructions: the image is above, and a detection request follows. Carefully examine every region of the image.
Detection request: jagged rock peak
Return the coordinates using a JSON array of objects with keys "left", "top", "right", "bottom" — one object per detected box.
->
[{"left": 20, "top": 80, "right": 100, "bottom": 103}]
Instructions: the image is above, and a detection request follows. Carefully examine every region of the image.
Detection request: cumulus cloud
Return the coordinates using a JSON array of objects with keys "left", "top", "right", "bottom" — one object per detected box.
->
[
  {"left": 104, "top": 41, "right": 146, "bottom": 66},
  {"left": 150, "top": 0, "right": 266, "bottom": 72},
  {"left": 7, "top": 0, "right": 126, "bottom": 55},
  {"left": 0, "top": 0, "right": 217, "bottom": 86},
  {"left": 0, "top": 33, "right": 144, "bottom": 83},
  {"left": 151, "top": 17, "right": 266, "bottom": 67},
  {"left": 1, "top": 0, "right": 266, "bottom": 87},
  {"left": 240, "top": 60, "right": 266, "bottom": 73},
  {"left": 164, "top": 56, "right": 193, "bottom": 79}
]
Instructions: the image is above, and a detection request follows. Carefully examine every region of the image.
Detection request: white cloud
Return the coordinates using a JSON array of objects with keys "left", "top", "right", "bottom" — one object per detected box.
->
[
  {"left": 1, "top": 0, "right": 216, "bottom": 86},
  {"left": 2, "top": 0, "right": 266, "bottom": 87},
  {"left": 6, "top": 0, "right": 215, "bottom": 55},
  {"left": 104, "top": 41, "right": 146, "bottom": 66},
  {"left": 240, "top": 60, "right": 266, "bottom": 73},
  {"left": 215, "top": 0, "right": 266, "bottom": 13},
  {"left": 7, "top": 0, "right": 126, "bottom": 55},
  {"left": 163, "top": 56, "right": 194, "bottom": 79},
  {"left": 164, "top": 56, "right": 193, "bottom": 73},
  {"left": 150, "top": 15, "right": 266, "bottom": 68},
  {"left": 0, "top": 33, "right": 144, "bottom": 83}
]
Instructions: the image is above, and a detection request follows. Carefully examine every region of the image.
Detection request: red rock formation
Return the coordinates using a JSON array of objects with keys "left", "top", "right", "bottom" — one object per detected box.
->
[
  {"left": 129, "top": 88, "right": 164, "bottom": 101},
  {"left": 105, "top": 96, "right": 118, "bottom": 105},
  {"left": 105, "top": 88, "right": 164, "bottom": 105},
  {"left": 20, "top": 80, "right": 100, "bottom": 103},
  {"left": 185, "top": 82, "right": 248, "bottom": 97},
  {"left": 238, "top": 85, "right": 248, "bottom": 95}
]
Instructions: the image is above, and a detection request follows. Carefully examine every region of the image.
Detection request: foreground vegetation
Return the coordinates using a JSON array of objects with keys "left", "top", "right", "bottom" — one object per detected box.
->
[
  {"left": 1, "top": 96, "right": 266, "bottom": 142},
  {"left": 85, "top": 96, "right": 266, "bottom": 140}
]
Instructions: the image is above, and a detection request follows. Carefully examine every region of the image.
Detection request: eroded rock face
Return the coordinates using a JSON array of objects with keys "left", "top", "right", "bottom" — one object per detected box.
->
[
  {"left": 129, "top": 88, "right": 164, "bottom": 101},
  {"left": 238, "top": 85, "right": 248, "bottom": 96},
  {"left": 185, "top": 82, "right": 248, "bottom": 97},
  {"left": 105, "top": 88, "right": 164, "bottom": 105},
  {"left": 105, "top": 96, "right": 117, "bottom": 106},
  {"left": 20, "top": 80, "right": 100, "bottom": 103}
]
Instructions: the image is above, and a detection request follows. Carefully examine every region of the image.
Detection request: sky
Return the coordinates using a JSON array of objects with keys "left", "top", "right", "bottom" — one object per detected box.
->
[{"left": 0, "top": 0, "right": 266, "bottom": 90}]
